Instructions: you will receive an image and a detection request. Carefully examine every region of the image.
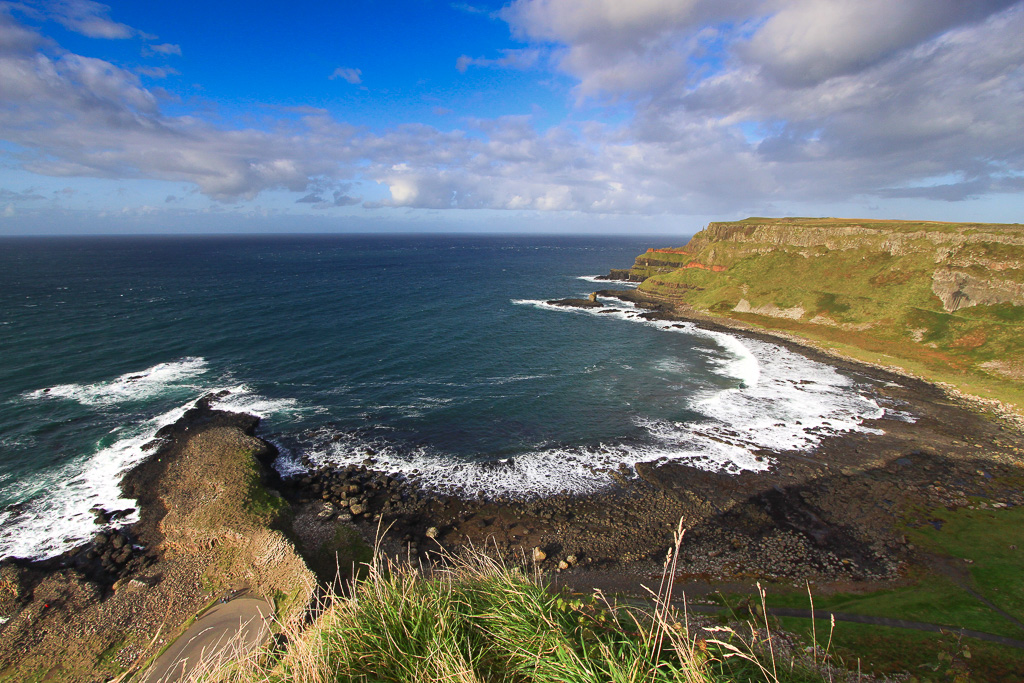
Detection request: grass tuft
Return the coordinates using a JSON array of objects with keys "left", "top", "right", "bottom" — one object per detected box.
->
[{"left": 172, "top": 528, "right": 875, "bottom": 683}]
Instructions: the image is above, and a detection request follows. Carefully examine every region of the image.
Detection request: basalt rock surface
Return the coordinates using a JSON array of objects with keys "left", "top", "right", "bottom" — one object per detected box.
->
[{"left": 0, "top": 396, "right": 314, "bottom": 682}]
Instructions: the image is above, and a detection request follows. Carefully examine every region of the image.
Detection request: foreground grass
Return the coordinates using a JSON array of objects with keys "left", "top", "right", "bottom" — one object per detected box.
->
[
  {"left": 182, "top": 541, "right": 867, "bottom": 683},
  {"left": 777, "top": 619, "right": 1024, "bottom": 681},
  {"left": 747, "top": 505, "right": 1024, "bottom": 680}
]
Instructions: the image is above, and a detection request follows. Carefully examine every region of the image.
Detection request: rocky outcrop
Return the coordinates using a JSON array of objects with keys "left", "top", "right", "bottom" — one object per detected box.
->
[
  {"left": 682, "top": 261, "right": 726, "bottom": 272},
  {"left": 608, "top": 217, "right": 1024, "bottom": 411},
  {"left": 931, "top": 267, "right": 1024, "bottom": 312},
  {"left": 0, "top": 398, "right": 316, "bottom": 682},
  {"left": 733, "top": 299, "right": 804, "bottom": 320},
  {"left": 546, "top": 297, "right": 604, "bottom": 308},
  {"left": 683, "top": 219, "right": 1024, "bottom": 259}
]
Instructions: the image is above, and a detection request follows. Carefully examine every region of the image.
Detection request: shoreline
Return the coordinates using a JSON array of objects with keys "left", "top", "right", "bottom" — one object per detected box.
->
[
  {"left": 601, "top": 285, "right": 1024, "bottom": 434},
  {"left": 0, "top": 398, "right": 314, "bottom": 681},
  {"left": 3, "top": 279, "right": 1024, "bottom": 679},
  {"left": 600, "top": 286, "right": 1024, "bottom": 428},
  {"left": 321, "top": 289, "right": 1024, "bottom": 588}
]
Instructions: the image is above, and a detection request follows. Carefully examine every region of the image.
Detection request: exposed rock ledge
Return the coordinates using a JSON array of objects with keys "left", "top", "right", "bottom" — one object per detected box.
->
[
  {"left": 0, "top": 397, "right": 315, "bottom": 682},
  {"left": 932, "top": 267, "right": 1024, "bottom": 312}
]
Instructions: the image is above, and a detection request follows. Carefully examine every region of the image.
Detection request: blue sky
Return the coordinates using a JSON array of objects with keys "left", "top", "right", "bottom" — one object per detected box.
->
[{"left": 1, "top": 0, "right": 1022, "bottom": 234}]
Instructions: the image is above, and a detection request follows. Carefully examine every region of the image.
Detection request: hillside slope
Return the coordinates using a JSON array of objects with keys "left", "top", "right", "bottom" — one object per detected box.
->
[{"left": 626, "top": 217, "right": 1024, "bottom": 412}]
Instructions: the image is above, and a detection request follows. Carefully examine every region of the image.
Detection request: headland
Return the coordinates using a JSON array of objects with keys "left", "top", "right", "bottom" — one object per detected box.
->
[{"left": 2, "top": 218, "right": 1024, "bottom": 680}]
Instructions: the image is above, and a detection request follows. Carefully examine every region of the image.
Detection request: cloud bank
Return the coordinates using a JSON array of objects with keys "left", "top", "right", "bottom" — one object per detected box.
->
[{"left": 1, "top": 0, "right": 1023, "bottom": 216}]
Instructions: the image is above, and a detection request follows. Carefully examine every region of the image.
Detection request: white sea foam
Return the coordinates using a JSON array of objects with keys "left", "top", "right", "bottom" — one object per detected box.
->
[
  {"left": 296, "top": 418, "right": 773, "bottom": 498},
  {"left": 2, "top": 374, "right": 302, "bottom": 560},
  {"left": 0, "top": 401, "right": 192, "bottom": 560},
  {"left": 577, "top": 275, "right": 639, "bottom": 287},
  {"left": 209, "top": 385, "right": 304, "bottom": 418},
  {"left": 24, "top": 357, "right": 210, "bottom": 407}
]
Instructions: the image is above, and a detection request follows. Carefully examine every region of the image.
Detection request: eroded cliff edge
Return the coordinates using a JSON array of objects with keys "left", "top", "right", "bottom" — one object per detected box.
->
[
  {"left": 0, "top": 398, "right": 316, "bottom": 682},
  {"left": 614, "top": 217, "right": 1024, "bottom": 415}
]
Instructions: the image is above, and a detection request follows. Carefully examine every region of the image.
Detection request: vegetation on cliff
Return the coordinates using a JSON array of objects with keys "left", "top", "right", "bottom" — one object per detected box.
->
[
  {"left": 0, "top": 405, "right": 315, "bottom": 682},
  {"left": 177, "top": 544, "right": 874, "bottom": 683},
  {"left": 628, "top": 217, "right": 1024, "bottom": 413}
]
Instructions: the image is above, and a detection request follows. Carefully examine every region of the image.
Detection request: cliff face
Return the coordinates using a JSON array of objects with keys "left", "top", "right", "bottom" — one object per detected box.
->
[
  {"left": 0, "top": 402, "right": 316, "bottom": 682},
  {"left": 624, "top": 217, "right": 1024, "bottom": 407}
]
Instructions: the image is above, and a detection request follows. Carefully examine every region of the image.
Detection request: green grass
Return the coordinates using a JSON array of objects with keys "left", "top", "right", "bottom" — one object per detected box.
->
[
  {"left": 765, "top": 505, "right": 1024, "bottom": 629},
  {"left": 776, "top": 618, "right": 1024, "bottom": 681},
  {"left": 631, "top": 218, "right": 1024, "bottom": 411},
  {"left": 94, "top": 636, "right": 127, "bottom": 677},
  {"left": 766, "top": 572, "right": 1022, "bottom": 639},
  {"left": 186, "top": 549, "right": 857, "bottom": 683},
  {"left": 746, "top": 504, "right": 1024, "bottom": 680},
  {"left": 241, "top": 449, "right": 290, "bottom": 523},
  {"left": 907, "top": 505, "right": 1024, "bottom": 628}
]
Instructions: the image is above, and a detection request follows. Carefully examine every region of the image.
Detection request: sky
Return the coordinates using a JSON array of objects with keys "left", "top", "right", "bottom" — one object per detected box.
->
[{"left": 0, "top": 0, "right": 1023, "bottom": 235}]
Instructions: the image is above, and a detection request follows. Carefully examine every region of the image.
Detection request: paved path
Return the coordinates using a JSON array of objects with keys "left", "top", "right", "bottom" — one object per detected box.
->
[{"left": 140, "top": 597, "right": 274, "bottom": 683}]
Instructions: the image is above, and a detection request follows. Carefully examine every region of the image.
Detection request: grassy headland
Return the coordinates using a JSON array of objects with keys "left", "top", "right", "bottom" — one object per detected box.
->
[
  {"left": 0, "top": 403, "right": 315, "bottom": 682},
  {"left": 596, "top": 217, "right": 1024, "bottom": 679},
  {"left": 626, "top": 217, "right": 1024, "bottom": 415}
]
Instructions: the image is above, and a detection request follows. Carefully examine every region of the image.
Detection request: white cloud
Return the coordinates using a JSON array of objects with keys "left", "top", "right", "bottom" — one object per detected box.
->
[
  {"left": 502, "top": 0, "right": 756, "bottom": 99},
  {"left": 456, "top": 48, "right": 541, "bottom": 73},
  {"left": 145, "top": 42, "right": 181, "bottom": 56},
  {"left": 0, "top": 188, "right": 45, "bottom": 201},
  {"left": 0, "top": 15, "right": 357, "bottom": 199},
  {"left": 743, "top": 0, "right": 1018, "bottom": 86},
  {"left": 49, "top": 0, "right": 136, "bottom": 39},
  {"left": 329, "top": 66, "right": 362, "bottom": 84},
  {"left": 1, "top": 1, "right": 1023, "bottom": 217},
  {"left": 136, "top": 65, "right": 179, "bottom": 79}
]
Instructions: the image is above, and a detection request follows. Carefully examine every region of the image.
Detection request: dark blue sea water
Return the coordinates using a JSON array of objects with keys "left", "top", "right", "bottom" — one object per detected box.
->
[{"left": 0, "top": 234, "right": 892, "bottom": 560}]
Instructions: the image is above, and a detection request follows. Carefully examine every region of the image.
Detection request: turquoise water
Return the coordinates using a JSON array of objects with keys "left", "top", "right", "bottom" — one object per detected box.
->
[{"left": 0, "top": 234, "right": 891, "bottom": 559}]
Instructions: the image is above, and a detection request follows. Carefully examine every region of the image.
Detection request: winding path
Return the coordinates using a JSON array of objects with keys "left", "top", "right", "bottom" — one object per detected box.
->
[{"left": 140, "top": 596, "right": 274, "bottom": 683}]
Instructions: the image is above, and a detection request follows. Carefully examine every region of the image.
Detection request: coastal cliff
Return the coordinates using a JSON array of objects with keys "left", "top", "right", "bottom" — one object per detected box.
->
[
  {"left": 620, "top": 217, "right": 1024, "bottom": 412},
  {"left": 0, "top": 398, "right": 316, "bottom": 681}
]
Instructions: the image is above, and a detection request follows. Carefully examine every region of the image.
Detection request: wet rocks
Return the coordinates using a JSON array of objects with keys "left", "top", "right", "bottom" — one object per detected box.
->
[
  {"left": 545, "top": 297, "right": 604, "bottom": 309},
  {"left": 285, "top": 461, "right": 416, "bottom": 524},
  {"left": 87, "top": 529, "right": 146, "bottom": 581}
]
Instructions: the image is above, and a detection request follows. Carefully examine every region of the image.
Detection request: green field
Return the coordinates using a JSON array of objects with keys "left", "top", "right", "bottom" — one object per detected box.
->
[{"left": 632, "top": 218, "right": 1024, "bottom": 413}]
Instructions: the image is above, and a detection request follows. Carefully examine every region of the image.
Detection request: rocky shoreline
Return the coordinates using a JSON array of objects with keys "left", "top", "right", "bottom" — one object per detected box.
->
[
  {"left": 285, "top": 288, "right": 1024, "bottom": 594},
  {"left": 3, "top": 288, "right": 1024, "bottom": 680},
  {"left": 0, "top": 397, "right": 314, "bottom": 682}
]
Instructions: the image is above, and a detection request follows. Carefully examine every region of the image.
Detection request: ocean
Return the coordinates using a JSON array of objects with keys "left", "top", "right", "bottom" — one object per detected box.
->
[{"left": 0, "top": 234, "right": 892, "bottom": 561}]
